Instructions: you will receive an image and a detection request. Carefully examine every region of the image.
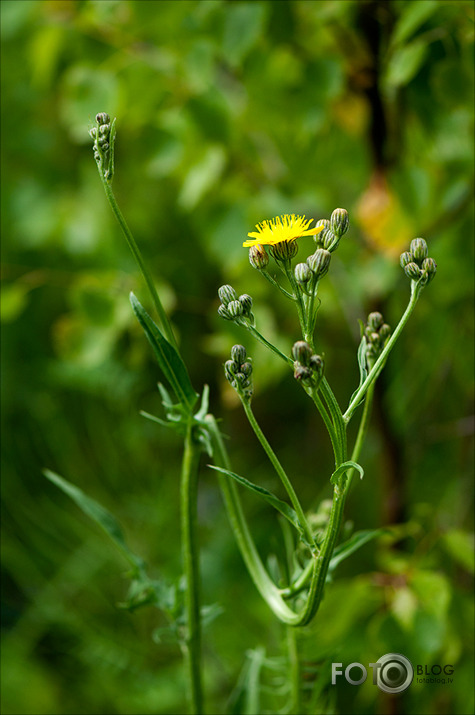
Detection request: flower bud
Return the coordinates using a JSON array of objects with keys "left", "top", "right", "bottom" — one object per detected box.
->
[
  {"left": 410, "top": 238, "right": 428, "bottom": 264},
  {"left": 99, "top": 124, "right": 110, "bottom": 136},
  {"left": 271, "top": 240, "right": 298, "bottom": 261},
  {"left": 292, "top": 341, "right": 313, "bottom": 366},
  {"left": 313, "top": 219, "right": 330, "bottom": 247},
  {"left": 421, "top": 257, "right": 437, "bottom": 284},
  {"left": 227, "top": 300, "right": 244, "bottom": 318},
  {"left": 218, "top": 305, "right": 232, "bottom": 320},
  {"left": 307, "top": 249, "right": 331, "bottom": 278},
  {"left": 96, "top": 112, "right": 111, "bottom": 125},
  {"left": 224, "top": 359, "right": 236, "bottom": 381},
  {"left": 309, "top": 354, "right": 324, "bottom": 376},
  {"left": 99, "top": 141, "right": 109, "bottom": 152},
  {"left": 367, "top": 312, "right": 384, "bottom": 331},
  {"left": 404, "top": 262, "right": 422, "bottom": 280},
  {"left": 294, "top": 262, "right": 312, "bottom": 286},
  {"left": 89, "top": 127, "right": 97, "bottom": 139},
  {"left": 379, "top": 323, "right": 391, "bottom": 341},
  {"left": 294, "top": 365, "right": 313, "bottom": 382},
  {"left": 238, "top": 294, "right": 253, "bottom": 316},
  {"left": 249, "top": 244, "right": 269, "bottom": 270},
  {"left": 231, "top": 344, "right": 247, "bottom": 366},
  {"left": 240, "top": 361, "right": 253, "bottom": 377},
  {"left": 218, "top": 284, "right": 237, "bottom": 305},
  {"left": 330, "top": 208, "right": 349, "bottom": 238},
  {"left": 400, "top": 251, "right": 414, "bottom": 268}
]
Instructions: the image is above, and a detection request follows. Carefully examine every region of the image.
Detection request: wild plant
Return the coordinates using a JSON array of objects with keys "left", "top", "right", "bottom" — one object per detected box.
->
[{"left": 45, "top": 113, "right": 436, "bottom": 714}]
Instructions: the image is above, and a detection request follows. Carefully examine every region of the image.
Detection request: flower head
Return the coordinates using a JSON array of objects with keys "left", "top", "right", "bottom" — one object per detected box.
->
[{"left": 243, "top": 214, "right": 322, "bottom": 248}]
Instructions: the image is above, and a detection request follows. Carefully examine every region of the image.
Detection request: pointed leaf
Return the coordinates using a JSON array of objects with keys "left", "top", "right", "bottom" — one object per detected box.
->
[
  {"left": 130, "top": 293, "right": 198, "bottom": 412},
  {"left": 329, "top": 528, "right": 388, "bottom": 572},
  {"left": 209, "top": 465, "right": 303, "bottom": 535},
  {"left": 330, "top": 460, "right": 364, "bottom": 485},
  {"left": 44, "top": 469, "right": 143, "bottom": 570}
]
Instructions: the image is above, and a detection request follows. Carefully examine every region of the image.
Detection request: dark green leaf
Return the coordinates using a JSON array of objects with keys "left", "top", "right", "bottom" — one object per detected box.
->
[
  {"left": 209, "top": 465, "right": 303, "bottom": 535},
  {"left": 130, "top": 292, "right": 198, "bottom": 412}
]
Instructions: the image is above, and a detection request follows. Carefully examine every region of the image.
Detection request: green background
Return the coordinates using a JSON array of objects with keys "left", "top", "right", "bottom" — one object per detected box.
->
[{"left": 1, "top": 1, "right": 474, "bottom": 713}]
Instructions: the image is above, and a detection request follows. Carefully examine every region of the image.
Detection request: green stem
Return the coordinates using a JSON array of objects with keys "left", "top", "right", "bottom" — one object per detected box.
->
[
  {"left": 283, "top": 262, "right": 307, "bottom": 333},
  {"left": 345, "top": 382, "right": 375, "bottom": 493},
  {"left": 287, "top": 625, "right": 301, "bottom": 714},
  {"left": 98, "top": 171, "right": 178, "bottom": 351},
  {"left": 240, "top": 399, "right": 316, "bottom": 550},
  {"left": 243, "top": 323, "right": 294, "bottom": 366},
  {"left": 261, "top": 270, "right": 296, "bottom": 300},
  {"left": 344, "top": 284, "right": 421, "bottom": 423},
  {"left": 180, "top": 422, "right": 203, "bottom": 715}
]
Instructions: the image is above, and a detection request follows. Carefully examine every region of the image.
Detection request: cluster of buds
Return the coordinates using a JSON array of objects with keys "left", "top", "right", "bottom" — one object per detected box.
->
[
  {"left": 400, "top": 238, "right": 437, "bottom": 286},
  {"left": 294, "top": 248, "right": 332, "bottom": 293},
  {"left": 292, "top": 341, "right": 324, "bottom": 387},
  {"left": 363, "top": 312, "right": 391, "bottom": 367},
  {"left": 89, "top": 112, "right": 115, "bottom": 181},
  {"left": 224, "top": 345, "right": 253, "bottom": 399},
  {"left": 217, "top": 285, "right": 254, "bottom": 324},
  {"left": 314, "top": 208, "right": 349, "bottom": 253}
]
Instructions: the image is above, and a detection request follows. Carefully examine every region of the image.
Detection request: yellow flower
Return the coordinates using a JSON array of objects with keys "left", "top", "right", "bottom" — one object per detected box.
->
[{"left": 243, "top": 214, "right": 323, "bottom": 248}]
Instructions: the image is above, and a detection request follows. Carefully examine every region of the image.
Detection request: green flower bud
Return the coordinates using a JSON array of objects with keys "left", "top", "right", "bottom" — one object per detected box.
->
[
  {"left": 292, "top": 340, "right": 313, "bottom": 366},
  {"left": 231, "top": 344, "right": 247, "bottom": 366},
  {"left": 218, "top": 305, "right": 232, "bottom": 320},
  {"left": 421, "top": 257, "right": 437, "bottom": 284},
  {"left": 249, "top": 244, "right": 269, "bottom": 270},
  {"left": 227, "top": 300, "right": 244, "bottom": 318},
  {"left": 330, "top": 208, "right": 349, "bottom": 238},
  {"left": 379, "top": 323, "right": 391, "bottom": 341},
  {"left": 240, "top": 361, "right": 253, "bottom": 377},
  {"left": 99, "top": 124, "right": 110, "bottom": 136},
  {"left": 410, "top": 238, "right": 428, "bottom": 265},
  {"left": 271, "top": 240, "right": 298, "bottom": 262},
  {"left": 313, "top": 219, "right": 330, "bottom": 247},
  {"left": 218, "top": 284, "right": 237, "bottom": 305},
  {"left": 224, "top": 359, "right": 237, "bottom": 381},
  {"left": 367, "top": 312, "right": 384, "bottom": 331},
  {"left": 96, "top": 112, "right": 111, "bottom": 125},
  {"left": 99, "top": 141, "right": 109, "bottom": 152},
  {"left": 89, "top": 127, "right": 97, "bottom": 139},
  {"left": 400, "top": 251, "right": 414, "bottom": 268},
  {"left": 404, "top": 262, "right": 422, "bottom": 280},
  {"left": 370, "top": 331, "right": 380, "bottom": 345},
  {"left": 238, "top": 294, "right": 253, "bottom": 316},
  {"left": 294, "top": 262, "right": 312, "bottom": 286},
  {"left": 307, "top": 248, "right": 331, "bottom": 278}
]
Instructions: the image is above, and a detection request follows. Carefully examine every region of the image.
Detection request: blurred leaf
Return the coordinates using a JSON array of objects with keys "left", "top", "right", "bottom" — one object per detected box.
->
[
  {"left": 391, "top": 0, "right": 439, "bottom": 47},
  {"left": 60, "top": 65, "right": 119, "bottom": 142},
  {"left": 44, "top": 469, "right": 143, "bottom": 570},
  {"left": 178, "top": 145, "right": 226, "bottom": 210},
  {"left": 385, "top": 40, "right": 429, "bottom": 88},
  {"left": 442, "top": 530, "right": 475, "bottom": 574},
  {"left": 410, "top": 569, "right": 451, "bottom": 619},
  {"left": 0, "top": 283, "right": 30, "bottom": 322},
  {"left": 390, "top": 585, "right": 418, "bottom": 630},
  {"left": 222, "top": 2, "right": 267, "bottom": 67},
  {"left": 209, "top": 465, "right": 304, "bottom": 537},
  {"left": 130, "top": 292, "right": 198, "bottom": 411}
]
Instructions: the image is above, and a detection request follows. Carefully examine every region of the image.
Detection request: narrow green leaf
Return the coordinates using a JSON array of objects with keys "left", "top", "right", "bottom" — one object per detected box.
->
[
  {"left": 209, "top": 465, "right": 303, "bottom": 535},
  {"left": 330, "top": 460, "right": 364, "bottom": 485},
  {"left": 391, "top": 0, "right": 438, "bottom": 47},
  {"left": 130, "top": 293, "right": 198, "bottom": 411},
  {"left": 384, "top": 40, "right": 428, "bottom": 88},
  {"left": 329, "top": 528, "right": 388, "bottom": 573},
  {"left": 44, "top": 469, "right": 143, "bottom": 569}
]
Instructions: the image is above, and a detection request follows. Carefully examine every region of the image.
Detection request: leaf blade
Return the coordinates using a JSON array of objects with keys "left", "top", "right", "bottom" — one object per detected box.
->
[{"left": 130, "top": 293, "right": 198, "bottom": 411}]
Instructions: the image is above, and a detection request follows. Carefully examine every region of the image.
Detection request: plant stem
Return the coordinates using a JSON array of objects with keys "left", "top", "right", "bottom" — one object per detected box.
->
[
  {"left": 98, "top": 171, "right": 178, "bottom": 351},
  {"left": 244, "top": 323, "right": 294, "bottom": 366},
  {"left": 345, "top": 382, "right": 375, "bottom": 493},
  {"left": 287, "top": 625, "right": 301, "bottom": 714},
  {"left": 240, "top": 399, "right": 316, "bottom": 550},
  {"left": 344, "top": 285, "right": 420, "bottom": 422},
  {"left": 261, "top": 270, "right": 296, "bottom": 300},
  {"left": 180, "top": 422, "right": 203, "bottom": 715}
]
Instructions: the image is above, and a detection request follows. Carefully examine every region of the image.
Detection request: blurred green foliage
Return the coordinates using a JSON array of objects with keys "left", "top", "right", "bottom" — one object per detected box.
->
[{"left": 1, "top": 1, "right": 474, "bottom": 713}]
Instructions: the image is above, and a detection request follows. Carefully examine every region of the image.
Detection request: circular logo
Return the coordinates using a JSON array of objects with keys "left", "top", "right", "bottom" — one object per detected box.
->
[{"left": 375, "top": 653, "right": 414, "bottom": 694}]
